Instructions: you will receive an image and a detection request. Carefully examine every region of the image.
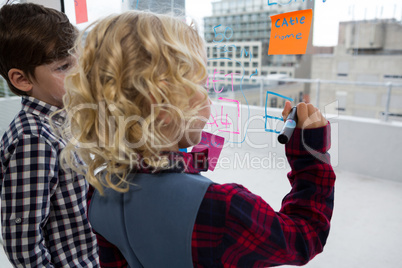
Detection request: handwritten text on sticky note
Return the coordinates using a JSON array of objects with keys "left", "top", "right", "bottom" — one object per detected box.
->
[{"left": 268, "top": 9, "right": 313, "bottom": 55}]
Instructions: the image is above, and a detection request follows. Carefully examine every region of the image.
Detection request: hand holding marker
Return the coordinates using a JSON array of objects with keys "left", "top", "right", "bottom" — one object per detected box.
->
[
  {"left": 279, "top": 102, "right": 328, "bottom": 144},
  {"left": 278, "top": 106, "right": 298, "bottom": 144}
]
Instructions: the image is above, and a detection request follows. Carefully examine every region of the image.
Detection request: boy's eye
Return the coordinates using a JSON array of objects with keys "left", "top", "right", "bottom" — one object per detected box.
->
[{"left": 56, "top": 63, "right": 70, "bottom": 71}]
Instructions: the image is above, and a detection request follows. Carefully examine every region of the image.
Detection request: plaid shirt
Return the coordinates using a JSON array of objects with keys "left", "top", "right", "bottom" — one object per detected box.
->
[
  {"left": 0, "top": 96, "right": 99, "bottom": 267},
  {"left": 91, "top": 123, "right": 335, "bottom": 267}
]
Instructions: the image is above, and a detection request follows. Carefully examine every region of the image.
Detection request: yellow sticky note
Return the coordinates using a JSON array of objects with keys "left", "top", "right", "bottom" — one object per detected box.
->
[{"left": 268, "top": 9, "right": 313, "bottom": 55}]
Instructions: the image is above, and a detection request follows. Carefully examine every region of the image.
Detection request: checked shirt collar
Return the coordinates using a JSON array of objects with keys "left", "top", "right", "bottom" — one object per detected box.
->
[{"left": 21, "top": 96, "right": 65, "bottom": 126}]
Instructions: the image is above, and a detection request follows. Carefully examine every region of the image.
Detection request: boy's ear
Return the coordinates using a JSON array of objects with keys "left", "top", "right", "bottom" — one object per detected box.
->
[{"left": 8, "top": 68, "right": 33, "bottom": 92}]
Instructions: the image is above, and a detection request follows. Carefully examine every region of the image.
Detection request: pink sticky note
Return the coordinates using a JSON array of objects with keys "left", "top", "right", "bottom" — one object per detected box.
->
[
  {"left": 191, "top": 132, "right": 224, "bottom": 171},
  {"left": 74, "top": 0, "right": 88, "bottom": 24}
]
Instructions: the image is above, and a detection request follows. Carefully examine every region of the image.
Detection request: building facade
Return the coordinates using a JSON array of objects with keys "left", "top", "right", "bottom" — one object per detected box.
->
[
  {"left": 206, "top": 41, "right": 262, "bottom": 85},
  {"left": 123, "top": 0, "right": 185, "bottom": 14},
  {"left": 203, "top": 0, "right": 314, "bottom": 108},
  {"left": 203, "top": 0, "right": 312, "bottom": 78},
  {"left": 311, "top": 19, "right": 402, "bottom": 119}
]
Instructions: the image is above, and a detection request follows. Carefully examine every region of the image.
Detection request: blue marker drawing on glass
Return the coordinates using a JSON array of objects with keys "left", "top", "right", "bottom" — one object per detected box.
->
[
  {"left": 213, "top": 25, "right": 233, "bottom": 43},
  {"left": 250, "top": 69, "right": 258, "bottom": 79},
  {"left": 267, "top": 0, "right": 322, "bottom": 6},
  {"left": 264, "top": 91, "right": 293, "bottom": 134},
  {"left": 241, "top": 48, "right": 253, "bottom": 62}
]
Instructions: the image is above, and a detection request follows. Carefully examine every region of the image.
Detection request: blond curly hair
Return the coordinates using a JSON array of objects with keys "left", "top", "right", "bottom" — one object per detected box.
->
[{"left": 59, "top": 11, "right": 208, "bottom": 194}]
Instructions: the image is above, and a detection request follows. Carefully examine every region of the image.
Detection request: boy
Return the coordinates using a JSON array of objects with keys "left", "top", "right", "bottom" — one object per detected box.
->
[{"left": 0, "top": 2, "right": 99, "bottom": 267}]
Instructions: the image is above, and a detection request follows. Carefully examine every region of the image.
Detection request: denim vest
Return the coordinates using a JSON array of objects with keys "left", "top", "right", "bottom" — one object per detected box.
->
[{"left": 89, "top": 172, "right": 213, "bottom": 268}]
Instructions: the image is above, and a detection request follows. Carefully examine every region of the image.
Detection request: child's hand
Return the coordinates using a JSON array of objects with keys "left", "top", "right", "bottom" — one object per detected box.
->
[{"left": 282, "top": 101, "right": 327, "bottom": 129}]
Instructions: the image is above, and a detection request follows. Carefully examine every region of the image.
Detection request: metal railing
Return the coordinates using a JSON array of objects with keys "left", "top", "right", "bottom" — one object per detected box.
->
[
  {"left": 2, "top": 75, "right": 402, "bottom": 121},
  {"left": 209, "top": 74, "right": 402, "bottom": 121}
]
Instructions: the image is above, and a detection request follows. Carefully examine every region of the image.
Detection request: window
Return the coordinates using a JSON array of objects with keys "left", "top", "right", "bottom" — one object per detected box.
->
[
  {"left": 214, "top": 3, "right": 221, "bottom": 12},
  {"left": 236, "top": 48, "right": 241, "bottom": 58},
  {"left": 384, "top": 75, "right": 402, "bottom": 79},
  {"left": 270, "top": 97, "right": 277, "bottom": 108},
  {"left": 336, "top": 91, "right": 347, "bottom": 111},
  {"left": 253, "top": 46, "right": 259, "bottom": 54}
]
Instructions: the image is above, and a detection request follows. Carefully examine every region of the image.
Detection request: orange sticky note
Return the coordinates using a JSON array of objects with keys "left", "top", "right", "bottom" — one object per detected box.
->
[
  {"left": 268, "top": 9, "right": 313, "bottom": 55},
  {"left": 74, "top": 0, "right": 88, "bottom": 24}
]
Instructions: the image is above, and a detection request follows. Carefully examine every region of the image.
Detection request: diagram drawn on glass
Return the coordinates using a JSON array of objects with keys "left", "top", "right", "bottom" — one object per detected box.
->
[{"left": 264, "top": 91, "right": 294, "bottom": 134}]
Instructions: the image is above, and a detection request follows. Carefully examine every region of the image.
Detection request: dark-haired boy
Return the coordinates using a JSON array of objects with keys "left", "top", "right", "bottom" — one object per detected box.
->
[{"left": 0, "top": 3, "right": 99, "bottom": 267}]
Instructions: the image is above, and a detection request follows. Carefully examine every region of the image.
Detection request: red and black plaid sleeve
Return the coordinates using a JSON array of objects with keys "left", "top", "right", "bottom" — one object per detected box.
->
[{"left": 192, "top": 123, "right": 335, "bottom": 267}]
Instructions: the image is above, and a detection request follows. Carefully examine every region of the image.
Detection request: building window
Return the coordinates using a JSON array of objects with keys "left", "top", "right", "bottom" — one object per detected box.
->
[
  {"left": 337, "top": 73, "right": 348, "bottom": 77},
  {"left": 252, "top": 46, "right": 259, "bottom": 54},
  {"left": 270, "top": 97, "right": 277, "bottom": 108},
  {"left": 336, "top": 91, "right": 347, "bottom": 111},
  {"left": 220, "top": 62, "right": 225, "bottom": 67},
  {"left": 384, "top": 75, "right": 402, "bottom": 79},
  {"left": 236, "top": 48, "right": 241, "bottom": 58},
  {"left": 252, "top": 62, "right": 258, "bottom": 68}
]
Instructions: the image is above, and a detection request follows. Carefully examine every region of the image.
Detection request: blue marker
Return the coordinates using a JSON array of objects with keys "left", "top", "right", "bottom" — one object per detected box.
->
[{"left": 278, "top": 106, "right": 297, "bottom": 144}]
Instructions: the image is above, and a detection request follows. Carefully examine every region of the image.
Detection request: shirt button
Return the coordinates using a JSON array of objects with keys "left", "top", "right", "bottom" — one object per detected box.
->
[{"left": 15, "top": 218, "right": 22, "bottom": 224}]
